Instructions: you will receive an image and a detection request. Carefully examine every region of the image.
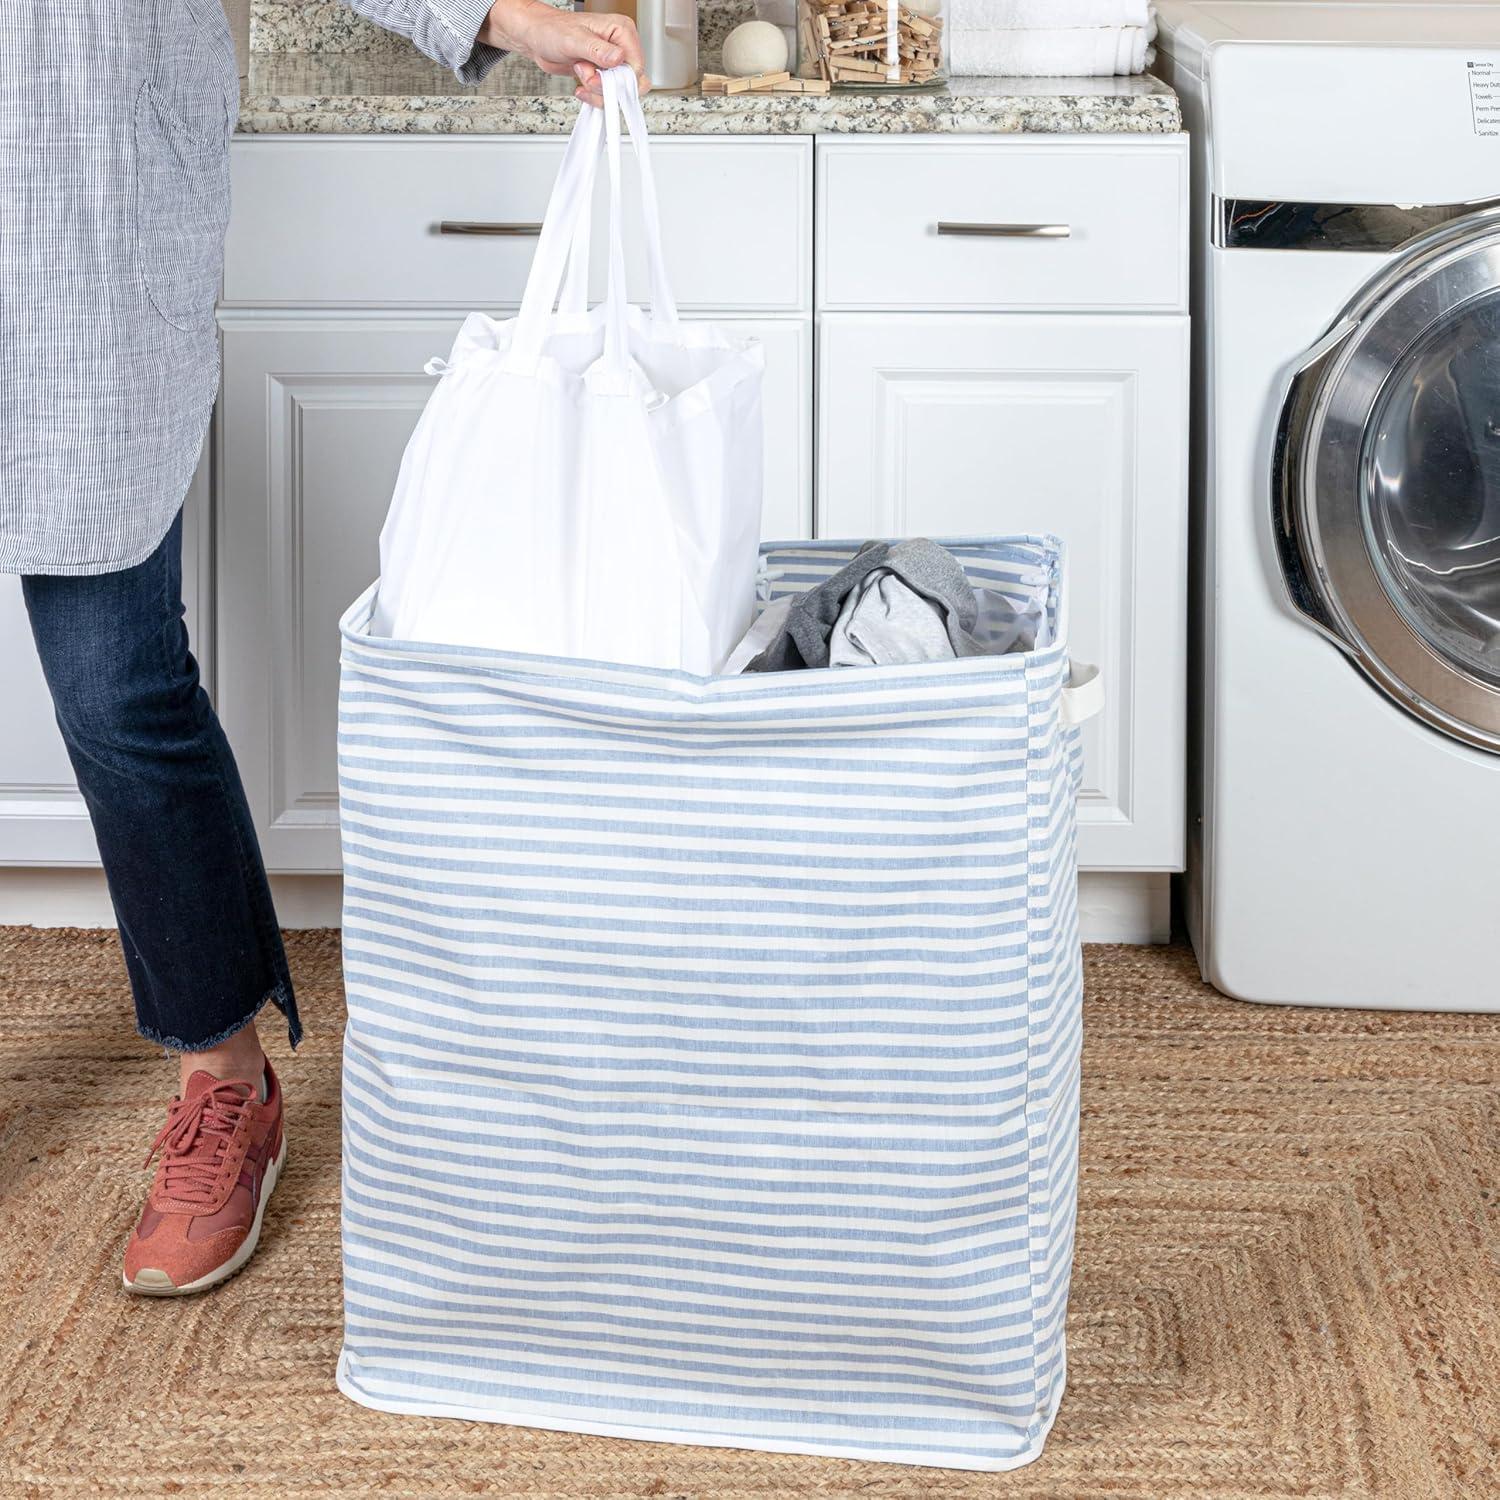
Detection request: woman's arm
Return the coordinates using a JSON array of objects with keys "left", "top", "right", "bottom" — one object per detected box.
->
[{"left": 345, "top": 0, "right": 648, "bottom": 105}]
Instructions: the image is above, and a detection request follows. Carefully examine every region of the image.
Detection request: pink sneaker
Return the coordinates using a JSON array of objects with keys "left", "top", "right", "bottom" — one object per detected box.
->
[{"left": 122, "top": 1059, "right": 287, "bottom": 1296}]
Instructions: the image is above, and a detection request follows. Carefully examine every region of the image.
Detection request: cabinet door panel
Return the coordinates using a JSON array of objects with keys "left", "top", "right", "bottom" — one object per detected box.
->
[
  {"left": 818, "top": 313, "right": 1188, "bottom": 870},
  {"left": 218, "top": 321, "right": 440, "bottom": 873},
  {"left": 219, "top": 316, "right": 809, "bottom": 872},
  {"left": 0, "top": 462, "right": 210, "bottom": 866}
]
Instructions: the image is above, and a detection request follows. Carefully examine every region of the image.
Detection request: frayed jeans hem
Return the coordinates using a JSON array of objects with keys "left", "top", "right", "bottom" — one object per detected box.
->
[{"left": 137, "top": 979, "right": 302, "bottom": 1054}]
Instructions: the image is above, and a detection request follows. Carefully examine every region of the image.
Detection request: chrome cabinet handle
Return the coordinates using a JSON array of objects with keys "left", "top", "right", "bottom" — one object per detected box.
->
[
  {"left": 934, "top": 222, "right": 1071, "bottom": 238},
  {"left": 437, "top": 221, "right": 543, "bottom": 237}
]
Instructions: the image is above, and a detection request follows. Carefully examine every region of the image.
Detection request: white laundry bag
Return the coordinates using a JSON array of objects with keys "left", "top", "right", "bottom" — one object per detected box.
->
[{"left": 371, "top": 68, "right": 765, "bottom": 674}]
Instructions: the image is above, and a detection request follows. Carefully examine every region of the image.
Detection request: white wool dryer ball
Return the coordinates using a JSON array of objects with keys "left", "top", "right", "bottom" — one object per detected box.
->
[{"left": 721, "top": 20, "right": 791, "bottom": 77}]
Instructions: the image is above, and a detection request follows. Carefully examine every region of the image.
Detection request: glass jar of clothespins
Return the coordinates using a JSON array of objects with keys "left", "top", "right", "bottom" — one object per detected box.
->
[{"left": 797, "top": 0, "right": 945, "bottom": 89}]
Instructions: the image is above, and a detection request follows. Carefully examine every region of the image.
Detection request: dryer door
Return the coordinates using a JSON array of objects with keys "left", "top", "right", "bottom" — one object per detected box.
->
[{"left": 1276, "top": 209, "right": 1500, "bottom": 753}]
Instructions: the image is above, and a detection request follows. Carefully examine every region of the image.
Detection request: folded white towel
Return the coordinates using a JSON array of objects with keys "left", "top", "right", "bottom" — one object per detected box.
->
[
  {"left": 949, "top": 22, "right": 1155, "bottom": 77},
  {"left": 761, "top": 0, "right": 1150, "bottom": 28},
  {"left": 949, "top": 0, "right": 1151, "bottom": 27}
]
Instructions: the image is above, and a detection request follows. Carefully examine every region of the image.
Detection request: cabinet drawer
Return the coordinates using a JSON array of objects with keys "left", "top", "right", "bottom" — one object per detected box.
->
[
  {"left": 817, "top": 139, "right": 1187, "bottom": 313},
  {"left": 226, "top": 137, "right": 811, "bottom": 313}
]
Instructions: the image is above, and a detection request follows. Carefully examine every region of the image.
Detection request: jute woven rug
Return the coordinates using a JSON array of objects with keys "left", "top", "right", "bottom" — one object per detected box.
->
[{"left": 1, "top": 928, "right": 1496, "bottom": 1498}]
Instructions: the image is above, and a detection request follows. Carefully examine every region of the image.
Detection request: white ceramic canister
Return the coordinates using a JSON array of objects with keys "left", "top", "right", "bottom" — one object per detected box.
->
[{"left": 585, "top": 0, "right": 699, "bottom": 89}]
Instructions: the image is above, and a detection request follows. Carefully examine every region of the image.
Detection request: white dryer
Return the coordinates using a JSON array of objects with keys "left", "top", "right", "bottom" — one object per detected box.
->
[{"left": 1156, "top": 1, "right": 1500, "bottom": 1010}]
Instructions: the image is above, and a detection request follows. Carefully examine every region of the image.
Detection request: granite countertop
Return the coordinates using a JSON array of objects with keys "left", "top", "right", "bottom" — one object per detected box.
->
[{"left": 241, "top": 0, "right": 1181, "bottom": 136}]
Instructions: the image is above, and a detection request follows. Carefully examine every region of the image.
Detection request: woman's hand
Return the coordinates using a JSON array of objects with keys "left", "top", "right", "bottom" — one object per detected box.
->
[{"left": 480, "top": 0, "right": 651, "bottom": 107}]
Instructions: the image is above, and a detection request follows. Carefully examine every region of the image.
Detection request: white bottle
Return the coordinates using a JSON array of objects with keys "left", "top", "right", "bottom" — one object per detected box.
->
[{"left": 584, "top": 0, "right": 699, "bottom": 90}]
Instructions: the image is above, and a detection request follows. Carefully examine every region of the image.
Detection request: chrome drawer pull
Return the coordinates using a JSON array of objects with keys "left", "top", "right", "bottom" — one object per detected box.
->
[
  {"left": 437, "top": 221, "right": 543, "bottom": 237},
  {"left": 935, "top": 222, "right": 1071, "bottom": 238}
]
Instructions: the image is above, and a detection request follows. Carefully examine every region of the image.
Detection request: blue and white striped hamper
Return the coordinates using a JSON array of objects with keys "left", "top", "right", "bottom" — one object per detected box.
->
[{"left": 335, "top": 534, "right": 1091, "bottom": 1471}]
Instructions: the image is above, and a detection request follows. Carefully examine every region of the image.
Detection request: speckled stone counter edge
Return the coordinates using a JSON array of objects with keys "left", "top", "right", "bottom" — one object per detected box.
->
[{"left": 237, "top": 86, "right": 1181, "bottom": 136}]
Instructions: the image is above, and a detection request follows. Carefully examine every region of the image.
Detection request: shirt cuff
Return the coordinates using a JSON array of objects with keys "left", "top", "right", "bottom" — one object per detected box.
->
[{"left": 416, "top": 0, "right": 508, "bottom": 83}]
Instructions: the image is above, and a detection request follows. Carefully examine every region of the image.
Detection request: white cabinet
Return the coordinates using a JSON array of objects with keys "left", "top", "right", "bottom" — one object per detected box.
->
[
  {"left": 215, "top": 133, "right": 815, "bottom": 876},
  {"left": 818, "top": 312, "right": 1188, "bottom": 869},
  {"left": 0, "top": 580, "right": 94, "bottom": 864},
  {"left": 7, "top": 129, "right": 1189, "bottom": 896},
  {"left": 216, "top": 314, "right": 810, "bottom": 871},
  {"left": 0, "top": 464, "right": 211, "bottom": 866},
  {"left": 814, "top": 134, "right": 1190, "bottom": 872}
]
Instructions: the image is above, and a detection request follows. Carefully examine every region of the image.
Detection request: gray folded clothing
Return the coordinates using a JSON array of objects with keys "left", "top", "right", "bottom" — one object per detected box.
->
[{"left": 744, "top": 538, "right": 986, "bottom": 673}]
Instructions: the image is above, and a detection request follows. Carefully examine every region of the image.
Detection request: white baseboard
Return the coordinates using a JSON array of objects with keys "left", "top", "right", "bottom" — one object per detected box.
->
[
  {"left": 0, "top": 868, "right": 1171, "bottom": 944},
  {"left": 1077, "top": 871, "right": 1172, "bottom": 943},
  {"left": 0, "top": 869, "right": 344, "bottom": 929}
]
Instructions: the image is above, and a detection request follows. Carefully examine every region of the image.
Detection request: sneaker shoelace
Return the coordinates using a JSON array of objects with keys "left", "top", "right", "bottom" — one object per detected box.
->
[{"left": 144, "top": 1081, "right": 255, "bottom": 1205}]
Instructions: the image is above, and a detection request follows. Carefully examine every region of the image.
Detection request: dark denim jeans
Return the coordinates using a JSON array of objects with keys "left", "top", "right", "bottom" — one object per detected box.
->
[{"left": 22, "top": 512, "right": 301, "bottom": 1051}]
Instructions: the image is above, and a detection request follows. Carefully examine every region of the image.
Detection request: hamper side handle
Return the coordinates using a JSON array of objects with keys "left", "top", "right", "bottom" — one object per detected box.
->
[{"left": 1060, "top": 662, "right": 1103, "bottom": 727}]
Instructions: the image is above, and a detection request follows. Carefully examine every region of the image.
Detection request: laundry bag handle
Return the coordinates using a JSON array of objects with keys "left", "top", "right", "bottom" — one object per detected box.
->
[
  {"left": 560, "top": 68, "right": 677, "bottom": 328},
  {"left": 507, "top": 102, "right": 605, "bottom": 367},
  {"left": 511, "top": 67, "right": 678, "bottom": 367}
]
